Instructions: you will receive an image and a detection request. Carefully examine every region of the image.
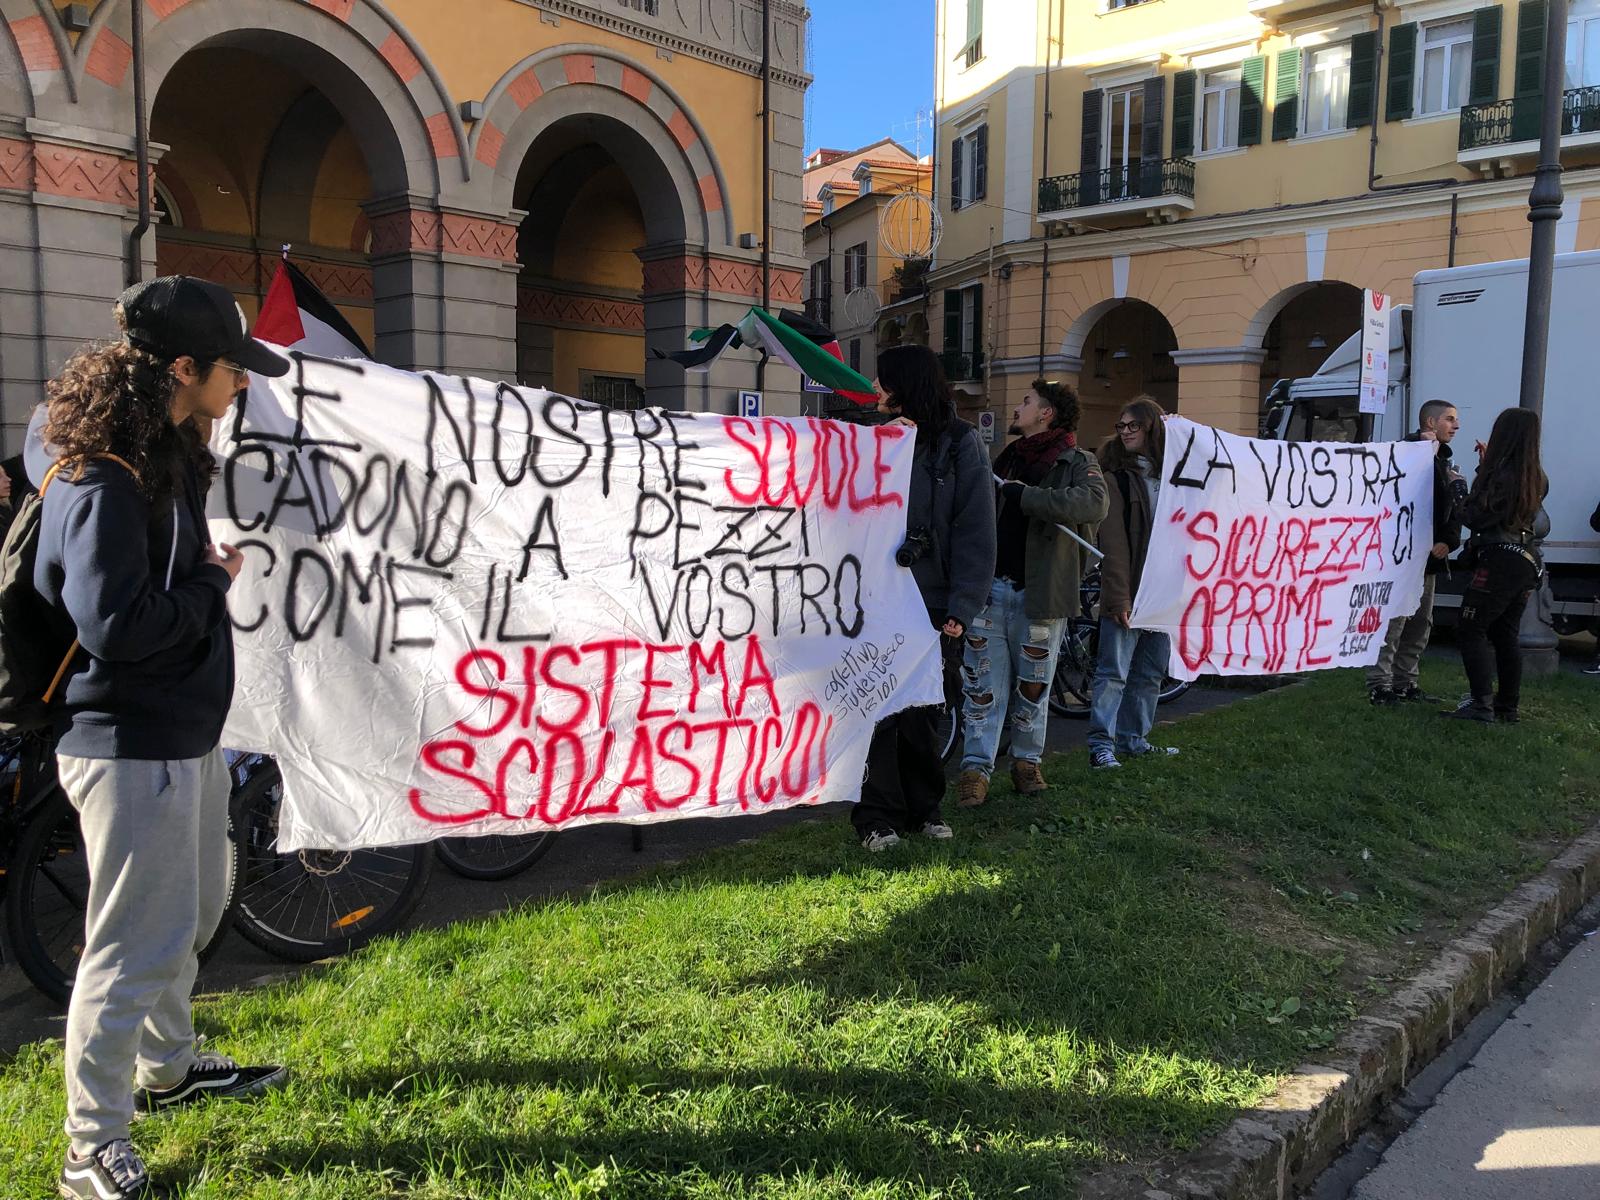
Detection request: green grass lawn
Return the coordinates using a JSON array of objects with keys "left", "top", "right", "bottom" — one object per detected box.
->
[{"left": 4, "top": 667, "right": 1598, "bottom": 1199}]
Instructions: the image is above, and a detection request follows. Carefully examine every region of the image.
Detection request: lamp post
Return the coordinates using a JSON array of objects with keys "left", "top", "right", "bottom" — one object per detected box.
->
[{"left": 1517, "top": 0, "right": 1566, "bottom": 674}]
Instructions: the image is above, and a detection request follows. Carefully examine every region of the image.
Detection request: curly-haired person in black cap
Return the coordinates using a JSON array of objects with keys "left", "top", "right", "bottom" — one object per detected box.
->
[{"left": 34, "top": 277, "right": 292, "bottom": 1200}]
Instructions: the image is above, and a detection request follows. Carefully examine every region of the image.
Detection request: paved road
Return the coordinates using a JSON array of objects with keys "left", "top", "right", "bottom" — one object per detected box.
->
[
  {"left": 1352, "top": 935, "right": 1600, "bottom": 1200},
  {"left": 0, "top": 681, "right": 1244, "bottom": 1057}
]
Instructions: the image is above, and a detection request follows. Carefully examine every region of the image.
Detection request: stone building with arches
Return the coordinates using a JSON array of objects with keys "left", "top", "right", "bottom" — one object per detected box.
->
[
  {"left": 931, "top": 0, "right": 1600, "bottom": 444},
  {"left": 0, "top": 0, "right": 810, "bottom": 449}
]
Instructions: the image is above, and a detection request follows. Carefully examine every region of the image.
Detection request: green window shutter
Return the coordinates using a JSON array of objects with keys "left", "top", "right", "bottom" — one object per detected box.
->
[
  {"left": 951, "top": 134, "right": 964, "bottom": 211},
  {"left": 1272, "top": 48, "right": 1302, "bottom": 141},
  {"left": 943, "top": 289, "right": 962, "bottom": 352},
  {"left": 1513, "top": 0, "right": 1546, "bottom": 140},
  {"left": 1239, "top": 55, "right": 1266, "bottom": 145},
  {"left": 1386, "top": 23, "right": 1417, "bottom": 121},
  {"left": 973, "top": 124, "right": 988, "bottom": 200},
  {"left": 963, "top": 0, "right": 983, "bottom": 55},
  {"left": 971, "top": 283, "right": 983, "bottom": 362},
  {"left": 1140, "top": 75, "right": 1166, "bottom": 194},
  {"left": 1469, "top": 7, "right": 1503, "bottom": 106},
  {"left": 1172, "top": 69, "right": 1196, "bottom": 157},
  {"left": 1080, "top": 89, "right": 1103, "bottom": 206},
  {"left": 1347, "top": 30, "right": 1378, "bottom": 127}
]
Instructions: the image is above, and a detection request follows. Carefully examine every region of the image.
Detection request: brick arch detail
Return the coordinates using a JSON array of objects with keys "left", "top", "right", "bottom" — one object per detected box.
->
[{"left": 474, "top": 44, "right": 736, "bottom": 247}]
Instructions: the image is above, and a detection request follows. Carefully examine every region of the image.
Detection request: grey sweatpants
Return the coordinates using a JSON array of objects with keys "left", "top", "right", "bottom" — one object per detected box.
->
[
  {"left": 1366, "top": 574, "right": 1438, "bottom": 691},
  {"left": 57, "top": 749, "right": 233, "bottom": 1154}
]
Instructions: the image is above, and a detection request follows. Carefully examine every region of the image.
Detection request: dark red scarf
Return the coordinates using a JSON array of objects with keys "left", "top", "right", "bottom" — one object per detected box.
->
[{"left": 995, "top": 427, "right": 1075, "bottom": 485}]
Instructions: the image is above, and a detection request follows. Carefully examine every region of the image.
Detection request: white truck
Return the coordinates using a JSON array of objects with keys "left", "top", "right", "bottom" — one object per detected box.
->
[{"left": 1262, "top": 251, "right": 1600, "bottom": 631}]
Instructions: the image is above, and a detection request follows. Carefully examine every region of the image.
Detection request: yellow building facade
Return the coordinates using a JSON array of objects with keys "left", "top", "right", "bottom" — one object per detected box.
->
[
  {"left": 0, "top": 0, "right": 811, "bottom": 448},
  {"left": 931, "top": 0, "right": 1600, "bottom": 442},
  {"left": 801, "top": 139, "right": 934, "bottom": 409}
]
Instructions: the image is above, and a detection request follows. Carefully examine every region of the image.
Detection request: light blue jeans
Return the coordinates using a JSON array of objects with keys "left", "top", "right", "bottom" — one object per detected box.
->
[
  {"left": 960, "top": 579, "right": 1065, "bottom": 776},
  {"left": 1088, "top": 620, "right": 1171, "bottom": 755}
]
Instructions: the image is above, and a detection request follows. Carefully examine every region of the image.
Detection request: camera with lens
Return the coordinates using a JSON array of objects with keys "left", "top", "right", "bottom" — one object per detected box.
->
[{"left": 896, "top": 527, "right": 932, "bottom": 568}]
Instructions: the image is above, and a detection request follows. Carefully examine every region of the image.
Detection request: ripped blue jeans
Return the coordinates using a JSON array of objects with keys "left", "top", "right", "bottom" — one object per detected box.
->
[{"left": 960, "top": 578, "right": 1065, "bottom": 777}]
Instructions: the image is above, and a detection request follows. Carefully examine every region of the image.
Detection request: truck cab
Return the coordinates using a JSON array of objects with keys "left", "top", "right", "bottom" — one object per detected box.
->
[{"left": 1261, "top": 307, "right": 1411, "bottom": 443}]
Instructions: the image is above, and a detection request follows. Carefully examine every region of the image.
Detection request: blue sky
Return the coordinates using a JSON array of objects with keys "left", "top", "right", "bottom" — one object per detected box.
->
[{"left": 804, "top": 0, "right": 935, "bottom": 157}]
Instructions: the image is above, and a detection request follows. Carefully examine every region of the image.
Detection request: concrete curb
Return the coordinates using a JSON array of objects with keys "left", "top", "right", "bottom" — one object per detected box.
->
[{"left": 1079, "top": 824, "right": 1600, "bottom": 1200}]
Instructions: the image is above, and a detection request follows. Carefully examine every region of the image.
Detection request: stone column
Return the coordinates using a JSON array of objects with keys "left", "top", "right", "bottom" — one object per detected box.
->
[
  {"left": 1170, "top": 346, "right": 1269, "bottom": 436},
  {"left": 366, "top": 195, "right": 520, "bottom": 378}
]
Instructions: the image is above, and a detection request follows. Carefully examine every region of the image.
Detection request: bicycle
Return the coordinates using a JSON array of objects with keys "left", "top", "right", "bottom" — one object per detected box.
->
[
  {"left": 1048, "top": 568, "right": 1192, "bottom": 718},
  {"left": 3, "top": 731, "right": 241, "bottom": 1006},
  {"left": 434, "top": 830, "right": 557, "bottom": 881},
  {"left": 228, "top": 754, "right": 433, "bottom": 962}
]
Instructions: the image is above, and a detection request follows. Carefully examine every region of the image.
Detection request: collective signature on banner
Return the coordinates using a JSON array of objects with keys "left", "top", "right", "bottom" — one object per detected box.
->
[
  {"left": 1129, "top": 418, "right": 1435, "bottom": 680},
  {"left": 213, "top": 353, "right": 943, "bottom": 850}
]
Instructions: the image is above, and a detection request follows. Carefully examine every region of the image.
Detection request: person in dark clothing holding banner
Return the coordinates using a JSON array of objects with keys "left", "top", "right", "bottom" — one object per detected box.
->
[
  {"left": 851, "top": 344, "right": 995, "bottom": 851},
  {"left": 1445, "top": 407, "right": 1548, "bottom": 724},
  {"left": 1367, "top": 400, "right": 1467, "bottom": 706},
  {"left": 957, "top": 379, "right": 1106, "bottom": 805},
  {"left": 1087, "top": 396, "right": 1176, "bottom": 770},
  {"left": 35, "top": 278, "right": 292, "bottom": 1200}
]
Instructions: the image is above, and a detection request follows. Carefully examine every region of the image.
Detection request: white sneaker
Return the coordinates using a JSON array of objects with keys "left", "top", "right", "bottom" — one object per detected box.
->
[
  {"left": 919, "top": 821, "right": 954, "bottom": 840},
  {"left": 1125, "top": 744, "right": 1180, "bottom": 758},
  {"left": 861, "top": 829, "right": 902, "bottom": 852},
  {"left": 1089, "top": 748, "right": 1122, "bottom": 770}
]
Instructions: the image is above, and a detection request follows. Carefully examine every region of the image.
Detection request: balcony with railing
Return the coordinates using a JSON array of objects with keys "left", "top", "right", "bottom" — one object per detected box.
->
[
  {"left": 939, "top": 349, "right": 984, "bottom": 382},
  {"left": 1458, "top": 85, "right": 1600, "bottom": 166},
  {"left": 1037, "top": 157, "right": 1196, "bottom": 224}
]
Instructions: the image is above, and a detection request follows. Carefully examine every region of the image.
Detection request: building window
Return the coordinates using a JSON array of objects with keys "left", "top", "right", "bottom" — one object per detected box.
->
[
  {"left": 1567, "top": 8, "right": 1600, "bottom": 88},
  {"left": 581, "top": 373, "right": 645, "bottom": 411},
  {"left": 1103, "top": 85, "right": 1144, "bottom": 195},
  {"left": 858, "top": 171, "right": 872, "bottom": 195},
  {"left": 618, "top": 0, "right": 658, "bottom": 14},
  {"left": 1417, "top": 17, "right": 1473, "bottom": 115},
  {"left": 843, "top": 242, "right": 868, "bottom": 293},
  {"left": 821, "top": 189, "right": 834, "bottom": 215},
  {"left": 1303, "top": 42, "right": 1351, "bottom": 134},
  {"left": 848, "top": 338, "right": 862, "bottom": 372},
  {"left": 958, "top": 0, "right": 983, "bottom": 68},
  {"left": 1106, "top": 0, "right": 1153, "bottom": 8},
  {"left": 1200, "top": 66, "right": 1242, "bottom": 151},
  {"left": 809, "top": 259, "right": 832, "bottom": 324},
  {"left": 949, "top": 123, "right": 987, "bottom": 210}
]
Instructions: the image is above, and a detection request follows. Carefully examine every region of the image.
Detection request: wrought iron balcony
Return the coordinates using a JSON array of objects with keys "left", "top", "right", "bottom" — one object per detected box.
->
[
  {"left": 939, "top": 349, "right": 984, "bottom": 381},
  {"left": 1459, "top": 86, "right": 1600, "bottom": 157},
  {"left": 1037, "top": 157, "right": 1196, "bottom": 221}
]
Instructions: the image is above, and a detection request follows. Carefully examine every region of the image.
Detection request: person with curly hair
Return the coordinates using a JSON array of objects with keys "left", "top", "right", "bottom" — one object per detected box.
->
[{"left": 34, "top": 277, "right": 292, "bottom": 1200}]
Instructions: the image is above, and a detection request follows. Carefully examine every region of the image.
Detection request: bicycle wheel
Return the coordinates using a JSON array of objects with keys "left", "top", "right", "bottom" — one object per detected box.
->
[
  {"left": 5, "top": 787, "right": 242, "bottom": 1006},
  {"left": 1048, "top": 620, "right": 1099, "bottom": 718},
  {"left": 1158, "top": 676, "right": 1192, "bottom": 705},
  {"left": 434, "top": 831, "right": 556, "bottom": 881},
  {"left": 230, "top": 759, "right": 432, "bottom": 962}
]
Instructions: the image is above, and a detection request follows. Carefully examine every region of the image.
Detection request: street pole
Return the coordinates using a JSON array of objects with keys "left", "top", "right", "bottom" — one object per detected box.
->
[{"left": 1517, "top": 0, "right": 1566, "bottom": 674}]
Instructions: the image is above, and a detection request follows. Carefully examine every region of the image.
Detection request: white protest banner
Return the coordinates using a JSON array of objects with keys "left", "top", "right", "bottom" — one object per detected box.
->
[
  {"left": 211, "top": 355, "right": 942, "bottom": 851},
  {"left": 1129, "top": 418, "right": 1435, "bottom": 680},
  {"left": 1359, "top": 289, "right": 1392, "bottom": 417}
]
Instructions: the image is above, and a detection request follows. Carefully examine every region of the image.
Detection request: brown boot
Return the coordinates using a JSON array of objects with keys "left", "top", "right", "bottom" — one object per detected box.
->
[
  {"left": 1011, "top": 760, "right": 1047, "bottom": 796},
  {"left": 957, "top": 770, "right": 989, "bottom": 808}
]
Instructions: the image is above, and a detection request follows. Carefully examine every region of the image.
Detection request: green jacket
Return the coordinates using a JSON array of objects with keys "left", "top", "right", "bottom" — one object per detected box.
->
[{"left": 1009, "top": 445, "right": 1109, "bottom": 619}]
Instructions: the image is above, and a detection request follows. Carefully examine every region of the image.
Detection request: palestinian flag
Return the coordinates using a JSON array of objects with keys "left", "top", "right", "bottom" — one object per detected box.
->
[
  {"left": 656, "top": 306, "right": 877, "bottom": 407},
  {"left": 255, "top": 258, "right": 371, "bottom": 359}
]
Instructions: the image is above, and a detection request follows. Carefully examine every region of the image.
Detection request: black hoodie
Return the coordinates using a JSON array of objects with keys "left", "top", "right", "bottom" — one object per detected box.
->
[
  {"left": 1405, "top": 432, "right": 1466, "bottom": 576},
  {"left": 34, "top": 457, "right": 235, "bottom": 759}
]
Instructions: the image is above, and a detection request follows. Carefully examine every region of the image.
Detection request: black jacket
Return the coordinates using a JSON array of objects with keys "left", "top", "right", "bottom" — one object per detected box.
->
[
  {"left": 1406, "top": 433, "right": 1466, "bottom": 575},
  {"left": 34, "top": 457, "right": 235, "bottom": 759},
  {"left": 904, "top": 418, "right": 996, "bottom": 631}
]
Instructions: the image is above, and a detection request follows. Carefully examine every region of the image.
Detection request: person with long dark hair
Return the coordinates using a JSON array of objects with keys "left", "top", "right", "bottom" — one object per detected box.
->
[
  {"left": 36, "top": 278, "right": 292, "bottom": 1200},
  {"left": 1087, "top": 396, "right": 1178, "bottom": 768},
  {"left": 851, "top": 344, "right": 995, "bottom": 851},
  {"left": 1446, "top": 407, "right": 1549, "bottom": 724}
]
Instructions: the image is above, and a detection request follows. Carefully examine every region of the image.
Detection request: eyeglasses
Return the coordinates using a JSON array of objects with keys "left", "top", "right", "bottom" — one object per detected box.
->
[
  {"left": 1114, "top": 420, "right": 1143, "bottom": 433},
  {"left": 212, "top": 359, "right": 248, "bottom": 383}
]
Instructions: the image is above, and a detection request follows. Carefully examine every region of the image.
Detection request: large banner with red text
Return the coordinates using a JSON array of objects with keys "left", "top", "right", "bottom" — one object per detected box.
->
[
  {"left": 211, "top": 354, "right": 941, "bottom": 851},
  {"left": 1129, "top": 418, "right": 1435, "bottom": 681}
]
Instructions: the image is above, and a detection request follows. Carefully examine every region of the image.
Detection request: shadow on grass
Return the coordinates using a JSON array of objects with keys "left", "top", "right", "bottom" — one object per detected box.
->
[{"left": 199, "top": 1054, "right": 1235, "bottom": 1194}]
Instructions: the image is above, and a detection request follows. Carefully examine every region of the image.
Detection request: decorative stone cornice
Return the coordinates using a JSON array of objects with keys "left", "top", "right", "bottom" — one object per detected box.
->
[
  {"left": 1168, "top": 346, "right": 1268, "bottom": 367},
  {"left": 522, "top": 0, "right": 811, "bottom": 89},
  {"left": 990, "top": 354, "right": 1083, "bottom": 377}
]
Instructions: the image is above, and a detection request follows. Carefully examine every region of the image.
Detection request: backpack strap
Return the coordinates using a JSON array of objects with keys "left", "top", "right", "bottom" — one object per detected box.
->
[{"left": 35, "top": 453, "right": 138, "bottom": 703}]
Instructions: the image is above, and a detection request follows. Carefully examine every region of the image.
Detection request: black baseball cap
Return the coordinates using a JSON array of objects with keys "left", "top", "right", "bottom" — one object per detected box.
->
[{"left": 118, "top": 275, "right": 291, "bottom": 377}]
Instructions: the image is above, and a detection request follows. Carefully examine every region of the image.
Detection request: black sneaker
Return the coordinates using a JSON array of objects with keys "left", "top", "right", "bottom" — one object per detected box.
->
[
  {"left": 133, "top": 1051, "right": 287, "bottom": 1115},
  {"left": 1393, "top": 685, "right": 1441, "bottom": 704},
  {"left": 1496, "top": 708, "right": 1521, "bottom": 725},
  {"left": 1369, "top": 686, "right": 1397, "bottom": 706},
  {"left": 1583, "top": 661, "right": 1600, "bottom": 676},
  {"left": 60, "top": 1139, "right": 154, "bottom": 1199},
  {"left": 1442, "top": 698, "right": 1496, "bottom": 724}
]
